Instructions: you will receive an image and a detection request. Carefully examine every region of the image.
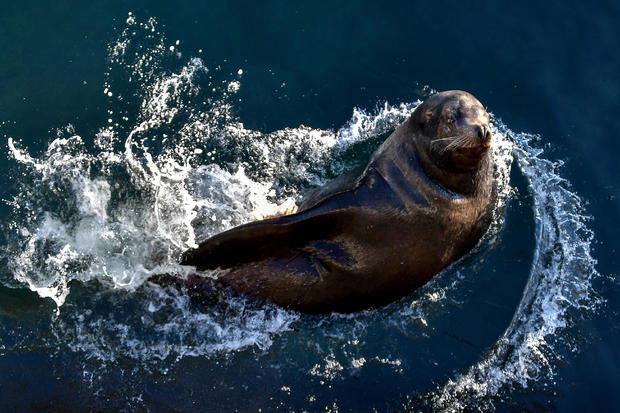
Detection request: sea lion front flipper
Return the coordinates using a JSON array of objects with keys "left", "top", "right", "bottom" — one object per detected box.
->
[{"left": 180, "top": 209, "right": 346, "bottom": 271}]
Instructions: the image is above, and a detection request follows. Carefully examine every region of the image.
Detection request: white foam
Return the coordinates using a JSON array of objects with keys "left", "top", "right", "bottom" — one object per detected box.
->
[{"left": 6, "top": 16, "right": 414, "bottom": 358}]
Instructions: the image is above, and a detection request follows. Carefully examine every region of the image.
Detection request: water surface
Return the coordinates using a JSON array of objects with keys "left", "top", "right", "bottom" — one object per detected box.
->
[{"left": 0, "top": 2, "right": 618, "bottom": 411}]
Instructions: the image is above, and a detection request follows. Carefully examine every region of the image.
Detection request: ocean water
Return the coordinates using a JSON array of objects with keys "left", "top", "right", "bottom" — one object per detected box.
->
[{"left": 0, "top": 1, "right": 618, "bottom": 411}]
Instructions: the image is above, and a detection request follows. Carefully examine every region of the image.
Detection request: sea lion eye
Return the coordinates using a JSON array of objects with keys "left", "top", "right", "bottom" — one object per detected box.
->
[{"left": 444, "top": 117, "right": 455, "bottom": 131}]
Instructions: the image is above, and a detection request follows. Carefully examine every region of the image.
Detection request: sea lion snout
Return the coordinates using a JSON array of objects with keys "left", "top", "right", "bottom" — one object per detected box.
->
[
  {"left": 474, "top": 124, "right": 492, "bottom": 148},
  {"left": 453, "top": 122, "right": 492, "bottom": 162}
]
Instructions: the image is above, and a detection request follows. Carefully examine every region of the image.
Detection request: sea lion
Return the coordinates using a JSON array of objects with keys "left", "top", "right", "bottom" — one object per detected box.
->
[{"left": 178, "top": 90, "right": 495, "bottom": 313}]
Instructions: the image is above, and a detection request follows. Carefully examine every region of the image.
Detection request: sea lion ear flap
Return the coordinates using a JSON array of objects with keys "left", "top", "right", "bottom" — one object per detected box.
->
[{"left": 424, "top": 108, "right": 434, "bottom": 122}]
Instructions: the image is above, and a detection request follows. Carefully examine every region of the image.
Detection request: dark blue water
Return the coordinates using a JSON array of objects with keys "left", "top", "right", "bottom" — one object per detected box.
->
[{"left": 1, "top": 1, "right": 618, "bottom": 411}]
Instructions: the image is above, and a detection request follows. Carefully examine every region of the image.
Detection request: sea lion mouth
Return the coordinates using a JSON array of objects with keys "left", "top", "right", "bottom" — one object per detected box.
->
[{"left": 456, "top": 144, "right": 490, "bottom": 159}]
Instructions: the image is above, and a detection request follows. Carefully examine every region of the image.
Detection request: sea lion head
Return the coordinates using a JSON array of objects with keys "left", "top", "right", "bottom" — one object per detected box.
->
[{"left": 412, "top": 90, "right": 492, "bottom": 172}]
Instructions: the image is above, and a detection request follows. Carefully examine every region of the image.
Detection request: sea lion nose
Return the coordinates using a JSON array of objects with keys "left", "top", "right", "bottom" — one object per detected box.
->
[{"left": 477, "top": 125, "right": 491, "bottom": 142}]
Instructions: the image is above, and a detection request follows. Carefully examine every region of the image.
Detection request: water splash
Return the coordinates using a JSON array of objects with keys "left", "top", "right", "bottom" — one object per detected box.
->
[
  {"left": 1, "top": 14, "right": 602, "bottom": 411},
  {"left": 3, "top": 15, "right": 419, "bottom": 362}
]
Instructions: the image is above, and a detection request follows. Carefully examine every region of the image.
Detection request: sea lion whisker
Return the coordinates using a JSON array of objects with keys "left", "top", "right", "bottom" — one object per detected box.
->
[
  {"left": 431, "top": 138, "right": 452, "bottom": 150},
  {"left": 434, "top": 135, "right": 466, "bottom": 152},
  {"left": 441, "top": 135, "right": 470, "bottom": 152},
  {"left": 452, "top": 135, "right": 477, "bottom": 149},
  {"left": 432, "top": 137, "right": 459, "bottom": 149}
]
